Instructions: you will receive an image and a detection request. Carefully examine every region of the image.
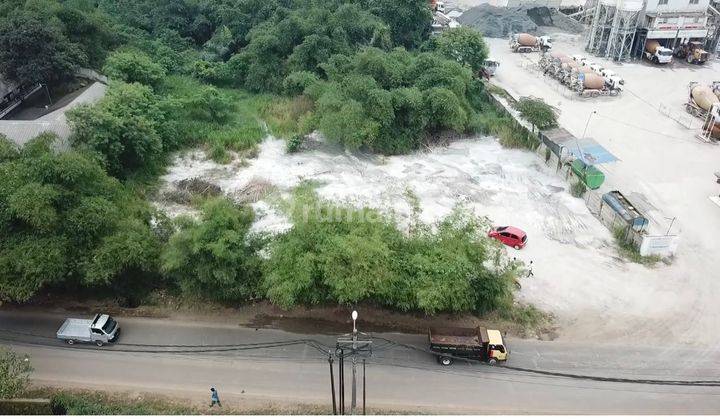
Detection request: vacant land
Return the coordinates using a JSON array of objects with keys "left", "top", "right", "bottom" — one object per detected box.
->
[{"left": 485, "top": 33, "right": 720, "bottom": 345}]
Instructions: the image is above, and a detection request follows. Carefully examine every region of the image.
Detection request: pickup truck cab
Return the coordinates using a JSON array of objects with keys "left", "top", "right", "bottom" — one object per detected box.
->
[
  {"left": 429, "top": 326, "right": 508, "bottom": 366},
  {"left": 56, "top": 314, "right": 120, "bottom": 347}
]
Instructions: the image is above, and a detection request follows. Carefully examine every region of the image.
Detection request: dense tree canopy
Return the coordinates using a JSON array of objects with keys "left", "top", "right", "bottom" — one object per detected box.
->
[
  {"left": 161, "top": 198, "right": 263, "bottom": 302},
  {"left": 0, "top": 135, "right": 160, "bottom": 302},
  {"left": 0, "top": 12, "right": 85, "bottom": 85},
  {"left": 264, "top": 188, "right": 516, "bottom": 314},
  {"left": 430, "top": 27, "right": 489, "bottom": 75},
  {"left": 306, "top": 48, "right": 478, "bottom": 154},
  {"left": 0, "top": 0, "right": 118, "bottom": 85}
]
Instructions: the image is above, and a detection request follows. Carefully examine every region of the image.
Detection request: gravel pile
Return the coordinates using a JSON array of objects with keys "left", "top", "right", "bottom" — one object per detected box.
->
[
  {"left": 458, "top": 5, "right": 537, "bottom": 38},
  {"left": 458, "top": 4, "right": 585, "bottom": 38}
]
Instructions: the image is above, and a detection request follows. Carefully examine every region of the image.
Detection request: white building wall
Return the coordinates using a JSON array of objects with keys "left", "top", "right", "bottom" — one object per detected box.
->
[{"left": 645, "top": 0, "right": 710, "bottom": 14}]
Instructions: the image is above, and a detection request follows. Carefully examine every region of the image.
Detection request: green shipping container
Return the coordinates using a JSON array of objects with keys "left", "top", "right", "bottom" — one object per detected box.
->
[{"left": 570, "top": 159, "right": 605, "bottom": 190}]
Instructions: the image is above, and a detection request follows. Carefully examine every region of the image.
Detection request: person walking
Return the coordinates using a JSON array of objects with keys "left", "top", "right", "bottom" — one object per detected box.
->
[
  {"left": 527, "top": 260, "right": 534, "bottom": 278},
  {"left": 210, "top": 387, "right": 221, "bottom": 407}
]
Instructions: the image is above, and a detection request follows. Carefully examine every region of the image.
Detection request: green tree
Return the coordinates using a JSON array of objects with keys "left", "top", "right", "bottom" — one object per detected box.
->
[
  {"left": 0, "top": 347, "right": 32, "bottom": 399},
  {"left": 161, "top": 198, "right": 263, "bottom": 302},
  {"left": 201, "top": 25, "right": 233, "bottom": 61},
  {"left": 263, "top": 188, "right": 515, "bottom": 315},
  {"left": 103, "top": 49, "right": 167, "bottom": 87},
  {"left": 431, "top": 27, "right": 489, "bottom": 74},
  {"left": 362, "top": 0, "right": 432, "bottom": 49},
  {"left": 515, "top": 97, "right": 558, "bottom": 131},
  {"left": 0, "top": 12, "right": 85, "bottom": 85},
  {"left": 0, "top": 134, "right": 160, "bottom": 303},
  {"left": 68, "top": 82, "right": 169, "bottom": 177}
]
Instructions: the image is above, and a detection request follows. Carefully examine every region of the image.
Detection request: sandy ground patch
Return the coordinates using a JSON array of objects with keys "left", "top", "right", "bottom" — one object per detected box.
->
[
  {"left": 486, "top": 33, "right": 720, "bottom": 346},
  {"left": 154, "top": 132, "right": 701, "bottom": 345}
]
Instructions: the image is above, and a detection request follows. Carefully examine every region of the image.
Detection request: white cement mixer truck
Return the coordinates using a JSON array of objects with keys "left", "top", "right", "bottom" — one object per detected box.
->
[
  {"left": 685, "top": 82, "right": 720, "bottom": 119},
  {"left": 509, "top": 33, "right": 552, "bottom": 53},
  {"left": 644, "top": 40, "right": 673, "bottom": 64}
]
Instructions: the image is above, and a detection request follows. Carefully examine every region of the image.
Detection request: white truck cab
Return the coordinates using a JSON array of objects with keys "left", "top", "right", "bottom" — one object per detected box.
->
[
  {"left": 588, "top": 62, "right": 604, "bottom": 73},
  {"left": 600, "top": 69, "right": 624, "bottom": 86}
]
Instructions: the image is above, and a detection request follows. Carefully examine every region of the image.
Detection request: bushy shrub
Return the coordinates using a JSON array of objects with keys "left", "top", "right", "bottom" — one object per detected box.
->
[
  {"left": 103, "top": 49, "right": 166, "bottom": 87},
  {"left": 262, "top": 188, "right": 516, "bottom": 314},
  {"left": 570, "top": 181, "right": 587, "bottom": 198},
  {"left": 161, "top": 199, "right": 264, "bottom": 302}
]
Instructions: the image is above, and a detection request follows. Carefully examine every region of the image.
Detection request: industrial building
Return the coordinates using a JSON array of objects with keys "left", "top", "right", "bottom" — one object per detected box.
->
[{"left": 585, "top": 0, "right": 717, "bottom": 60}]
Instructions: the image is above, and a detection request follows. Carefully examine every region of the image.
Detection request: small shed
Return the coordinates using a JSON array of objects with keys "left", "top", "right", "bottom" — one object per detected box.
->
[{"left": 601, "top": 190, "right": 649, "bottom": 232}]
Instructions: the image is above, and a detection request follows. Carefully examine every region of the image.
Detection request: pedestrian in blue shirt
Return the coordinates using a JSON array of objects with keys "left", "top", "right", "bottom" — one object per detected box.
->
[{"left": 210, "top": 387, "right": 221, "bottom": 407}]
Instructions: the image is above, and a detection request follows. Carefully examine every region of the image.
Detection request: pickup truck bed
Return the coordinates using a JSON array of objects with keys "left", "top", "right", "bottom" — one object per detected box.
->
[{"left": 56, "top": 318, "right": 92, "bottom": 340}]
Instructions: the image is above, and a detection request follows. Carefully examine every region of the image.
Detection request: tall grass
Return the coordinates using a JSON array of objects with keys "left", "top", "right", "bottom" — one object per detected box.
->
[
  {"left": 161, "top": 75, "right": 267, "bottom": 163},
  {"left": 612, "top": 227, "right": 662, "bottom": 266}
]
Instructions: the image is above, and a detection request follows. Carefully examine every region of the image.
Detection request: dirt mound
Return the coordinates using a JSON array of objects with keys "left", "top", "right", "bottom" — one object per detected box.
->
[
  {"left": 163, "top": 177, "right": 223, "bottom": 204},
  {"left": 458, "top": 5, "right": 585, "bottom": 38},
  {"left": 230, "top": 178, "right": 276, "bottom": 204}
]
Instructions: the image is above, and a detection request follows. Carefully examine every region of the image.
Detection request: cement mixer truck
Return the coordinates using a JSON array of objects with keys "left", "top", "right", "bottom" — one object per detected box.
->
[
  {"left": 509, "top": 33, "right": 552, "bottom": 53},
  {"left": 643, "top": 40, "right": 673, "bottom": 64},
  {"left": 572, "top": 72, "right": 621, "bottom": 97},
  {"left": 685, "top": 82, "right": 720, "bottom": 119}
]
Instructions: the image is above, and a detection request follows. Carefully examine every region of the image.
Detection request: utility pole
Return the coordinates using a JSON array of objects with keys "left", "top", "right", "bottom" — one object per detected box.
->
[
  {"left": 362, "top": 358, "right": 366, "bottom": 415},
  {"left": 328, "top": 352, "right": 337, "bottom": 415},
  {"left": 335, "top": 310, "right": 372, "bottom": 415}
]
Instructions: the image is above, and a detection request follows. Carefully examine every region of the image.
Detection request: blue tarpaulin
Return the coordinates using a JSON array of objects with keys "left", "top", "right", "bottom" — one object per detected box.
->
[{"left": 565, "top": 137, "right": 618, "bottom": 165}]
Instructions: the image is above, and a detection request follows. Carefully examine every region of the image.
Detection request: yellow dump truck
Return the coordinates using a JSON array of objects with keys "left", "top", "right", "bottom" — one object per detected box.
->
[{"left": 428, "top": 326, "right": 508, "bottom": 366}]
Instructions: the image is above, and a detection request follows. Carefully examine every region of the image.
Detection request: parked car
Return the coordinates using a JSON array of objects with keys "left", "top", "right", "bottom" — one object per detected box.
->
[{"left": 488, "top": 226, "right": 528, "bottom": 249}]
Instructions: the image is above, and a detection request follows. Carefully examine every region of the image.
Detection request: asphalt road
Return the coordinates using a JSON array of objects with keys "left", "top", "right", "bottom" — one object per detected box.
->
[{"left": 2, "top": 310, "right": 720, "bottom": 414}]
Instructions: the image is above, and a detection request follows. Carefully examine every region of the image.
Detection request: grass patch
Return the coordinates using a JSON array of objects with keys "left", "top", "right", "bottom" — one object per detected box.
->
[
  {"left": 23, "top": 388, "right": 414, "bottom": 415},
  {"left": 161, "top": 75, "right": 268, "bottom": 163},
  {"left": 258, "top": 95, "right": 316, "bottom": 140},
  {"left": 497, "top": 125, "right": 540, "bottom": 150},
  {"left": 613, "top": 227, "right": 662, "bottom": 266}
]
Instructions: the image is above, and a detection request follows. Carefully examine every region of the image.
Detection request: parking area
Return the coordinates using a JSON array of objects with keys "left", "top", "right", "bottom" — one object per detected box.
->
[{"left": 487, "top": 34, "right": 720, "bottom": 345}]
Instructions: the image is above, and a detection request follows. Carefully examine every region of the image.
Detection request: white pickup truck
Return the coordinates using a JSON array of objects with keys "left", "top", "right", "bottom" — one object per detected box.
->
[{"left": 56, "top": 314, "right": 120, "bottom": 346}]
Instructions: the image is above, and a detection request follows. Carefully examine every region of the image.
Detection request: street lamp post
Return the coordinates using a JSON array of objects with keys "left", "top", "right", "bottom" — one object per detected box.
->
[
  {"left": 351, "top": 310, "right": 358, "bottom": 415},
  {"left": 335, "top": 310, "right": 372, "bottom": 415}
]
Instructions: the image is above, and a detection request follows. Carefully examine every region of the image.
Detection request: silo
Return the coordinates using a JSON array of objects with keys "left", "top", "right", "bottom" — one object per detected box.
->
[{"left": 587, "top": 0, "right": 643, "bottom": 61}]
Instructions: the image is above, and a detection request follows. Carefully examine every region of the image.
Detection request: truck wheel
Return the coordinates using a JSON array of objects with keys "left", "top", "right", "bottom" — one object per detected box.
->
[
  {"left": 66, "top": 339, "right": 74, "bottom": 345},
  {"left": 488, "top": 358, "right": 498, "bottom": 365},
  {"left": 438, "top": 356, "right": 453, "bottom": 366},
  {"left": 95, "top": 340, "right": 104, "bottom": 347}
]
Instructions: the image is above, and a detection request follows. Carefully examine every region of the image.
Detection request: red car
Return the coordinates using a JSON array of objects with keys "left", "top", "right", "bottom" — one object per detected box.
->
[{"left": 488, "top": 226, "right": 528, "bottom": 249}]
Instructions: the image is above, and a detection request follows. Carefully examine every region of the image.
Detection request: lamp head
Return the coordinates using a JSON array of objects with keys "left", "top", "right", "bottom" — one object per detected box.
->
[{"left": 351, "top": 310, "right": 358, "bottom": 321}]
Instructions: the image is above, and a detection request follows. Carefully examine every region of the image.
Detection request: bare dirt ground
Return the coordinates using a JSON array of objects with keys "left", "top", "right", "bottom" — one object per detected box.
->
[
  {"left": 154, "top": 133, "right": 684, "bottom": 346},
  {"left": 486, "top": 33, "right": 720, "bottom": 346},
  {"left": 147, "top": 33, "right": 720, "bottom": 348}
]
